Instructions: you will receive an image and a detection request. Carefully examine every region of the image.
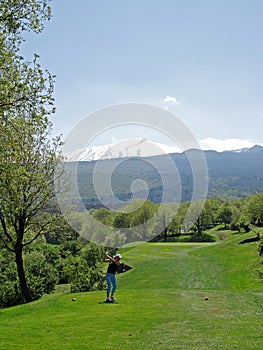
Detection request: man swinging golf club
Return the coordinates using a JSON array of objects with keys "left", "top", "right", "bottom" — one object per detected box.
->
[{"left": 103, "top": 252, "right": 122, "bottom": 302}]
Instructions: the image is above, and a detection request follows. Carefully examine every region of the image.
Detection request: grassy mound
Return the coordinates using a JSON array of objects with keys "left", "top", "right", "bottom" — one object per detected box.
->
[{"left": 0, "top": 234, "right": 262, "bottom": 349}]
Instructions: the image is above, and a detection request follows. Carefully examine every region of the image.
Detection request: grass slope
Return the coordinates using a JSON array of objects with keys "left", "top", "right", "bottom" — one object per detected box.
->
[{"left": 0, "top": 235, "right": 262, "bottom": 350}]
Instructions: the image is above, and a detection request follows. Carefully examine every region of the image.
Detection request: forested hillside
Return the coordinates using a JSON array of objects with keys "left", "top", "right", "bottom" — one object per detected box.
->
[{"left": 67, "top": 145, "right": 263, "bottom": 208}]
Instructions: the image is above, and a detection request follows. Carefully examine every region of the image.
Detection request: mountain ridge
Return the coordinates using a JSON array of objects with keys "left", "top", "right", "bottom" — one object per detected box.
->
[
  {"left": 63, "top": 138, "right": 263, "bottom": 162},
  {"left": 64, "top": 143, "right": 263, "bottom": 208}
]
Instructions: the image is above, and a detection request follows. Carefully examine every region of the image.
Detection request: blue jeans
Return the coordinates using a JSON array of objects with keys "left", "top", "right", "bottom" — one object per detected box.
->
[{"left": 106, "top": 273, "right": 117, "bottom": 294}]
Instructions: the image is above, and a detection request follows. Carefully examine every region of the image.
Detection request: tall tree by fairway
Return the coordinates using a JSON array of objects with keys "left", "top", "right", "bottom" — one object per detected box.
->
[{"left": 0, "top": 0, "right": 63, "bottom": 303}]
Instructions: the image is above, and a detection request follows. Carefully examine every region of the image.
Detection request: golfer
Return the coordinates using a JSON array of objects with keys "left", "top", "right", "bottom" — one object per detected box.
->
[{"left": 103, "top": 252, "right": 122, "bottom": 302}]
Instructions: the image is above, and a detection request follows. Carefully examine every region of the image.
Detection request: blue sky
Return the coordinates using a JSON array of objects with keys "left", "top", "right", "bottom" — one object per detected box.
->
[{"left": 22, "top": 0, "right": 263, "bottom": 151}]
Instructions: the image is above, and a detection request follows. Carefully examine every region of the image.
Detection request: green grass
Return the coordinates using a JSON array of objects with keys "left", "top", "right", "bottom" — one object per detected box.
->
[{"left": 0, "top": 234, "right": 262, "bottom": 349}]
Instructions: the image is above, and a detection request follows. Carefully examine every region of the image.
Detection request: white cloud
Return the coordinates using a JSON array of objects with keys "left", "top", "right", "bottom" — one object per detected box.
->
[
  {"left": 163, "top": 95, "right": 179, "bottom": 104},
  {"left": 199, "top": 137, "right": 263, "bottom": 152}
]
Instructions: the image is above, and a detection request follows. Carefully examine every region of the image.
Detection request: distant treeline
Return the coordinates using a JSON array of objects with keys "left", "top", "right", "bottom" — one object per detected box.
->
[{"left": 51, "top": 192, "right": 263, "bottom": 248}]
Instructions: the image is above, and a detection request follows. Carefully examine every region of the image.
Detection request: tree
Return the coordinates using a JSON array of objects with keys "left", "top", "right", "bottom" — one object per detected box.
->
[
  {"left": 0, "top": 0, "right": 63, "bottom": 304},
  {"left": 0, "top": 246, "right": 59, "bottom": 308},
  {"left": 130, "top": 200, "right": 156, "bottom": 241},
  {"left": 63, "top": 243, "right": 106, "bottom": 293},
  {"left": 216, "top": 202, "right": 233, "bottom": 229},
  {"left": 246, "top": 193, "right": 263, "bottom": 226},
  {"left": 91, "top": 207, "right": 115, "bottom": 226},
  {"left": 0, "top": 1, "right": 52, "bottom": 111},
  {"left": 153, "top": 203, "right": 179, "bottom": 241}
]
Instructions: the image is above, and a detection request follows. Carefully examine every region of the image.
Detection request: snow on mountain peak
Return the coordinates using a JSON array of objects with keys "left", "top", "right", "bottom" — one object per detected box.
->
[
  {"left": 63, "top": 138, "right": 181, "bottom": 162},
  {"left": 62, "top": 137, "right": 263, "bottom": 162}
]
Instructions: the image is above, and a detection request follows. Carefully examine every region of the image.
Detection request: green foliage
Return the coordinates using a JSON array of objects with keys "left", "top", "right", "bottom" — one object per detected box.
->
[
  {"left": 0, "top": 0, "right": 65, "bottom": 303},
  {"left": 23, "top": 251, "right": 59, "bottom": 300},
  {"left": 60, "top": 241, "right": 82, "bottom": 257},
  {"left": 216, "top": 202, "right": 233, "bottom": 226},
  {"left": 90, "top": 207, "right": 114, "bottom": 226},
  {"left": 0, "top": 240, "right": 107, "bottom": 307},
  {"left": 63, "top": 243, "right": 106, "bottom": 293},
  {"left": 44, "top": 214, "right": 80, "bottom": 244},
  {"left": 0, "top": 0, "right": 51, "bottom": 38},
  {"left": 69, "top": 263, "right": 105, "bottom": 293},
  {"left": 59, "top": 193, "right": 263, "bottom": 245},
  {"left": 0, "top": 258, "right": 23, "bottom": 307},
  {"left": 0, "top": 248, "right": 58, "bottom": 307},
  {"left": 246, "top": 192, "right": 263, "bottom": 225},
  {"left": 180, "top": 232, "right": 216, "bottom": 242},
  {"left": 81, "top": 242, "right": 105, "bottom": 267}
]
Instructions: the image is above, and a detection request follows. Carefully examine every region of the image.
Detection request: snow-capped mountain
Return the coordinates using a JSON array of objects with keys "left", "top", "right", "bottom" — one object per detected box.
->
[
  {"left": 63, "top": 142, "right": 263, "bottom": 205},
  {"left": 63, "top": 138, "right": 263, "bottom": 162},
  {"left": 63, "top": 138, "right": 181, "bottom": 162}
]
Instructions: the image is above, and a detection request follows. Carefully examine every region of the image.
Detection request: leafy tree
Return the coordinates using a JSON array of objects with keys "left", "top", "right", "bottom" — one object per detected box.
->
[
  {"left": 89, "top": 225, "right": 126, "bottom": 248},
  {"left": 130, "top": 200, "right": 156, "bottom": 241},
  {"left": 104, "top": 229, "right": 127, "bottom": 248},
  {"left": 114, "top": 212, "right": 132, "bottom": 229},
  {"left": 81, "top": 242, "right": 105, "bottom": 268},
  {"left": 180, "top": 199, "right": 215, "bottom": 237},
  {"left": 90, "top": 207, "right": 115, "bottom": 226},
  {"left": 0, "top": 0, "right": 63, "bottom": 304},
  {"left": 237, "top": 214, "right": 251, "bottom": 233},
  {"left": 0, "top": 1, "right": 52, "bottom": 111},
  {"left": 245, "top": 193, "right": 263, "bottom": 226},
  {"left": 200, "top": 198, "right": 221, "bottom": 227},
  {"left": 152, "top": 203, "right": 179, "bottom": 241},
  {"left": 0, "top": 247, "right": 58, "bottom": 307},
  {"left": 173, "top": 201, "right": 191, "bottom": 233},
  {"left": 23, "top": 250, "right": 59, "bottom": 300},
  {"left": 69, "top": 261, "right": 105, "bottom": 294},
  {"left": 64, "top": 243, "right": 106, "bottom": 293},
  {"left": 44, "top": 214, "right": 79, "bottom": 244},
  {"left": 0, "top": 262, "right": 23, "bottom": 307},
  {"left": 183, "top": 200, "right": 205, "bottom": 235},
  {"left": 216, "top": 201, "right": 233, "bottom": 229},
  {"left": 229, "top": 199, "right": 246, "bottom": 231}
]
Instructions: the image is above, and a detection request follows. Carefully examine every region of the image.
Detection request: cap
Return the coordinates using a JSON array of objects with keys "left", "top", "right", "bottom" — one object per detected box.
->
[{"left": 114, "top": 254, "right": 122, "bottom": 259}]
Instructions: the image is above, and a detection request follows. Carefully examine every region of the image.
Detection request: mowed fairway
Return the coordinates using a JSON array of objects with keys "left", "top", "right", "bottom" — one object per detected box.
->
[{"left": 0, "top": 236, "right": 262, "bottom": 349}]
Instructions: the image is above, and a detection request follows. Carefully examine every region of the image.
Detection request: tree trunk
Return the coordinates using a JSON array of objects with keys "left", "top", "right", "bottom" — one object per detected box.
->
[
  {"left": 162, "top": 212, "right": 167, "bottom": 242},
  {"left": 163, "top": 227, "right": 168, "bottom": 242},
  {"left": 142, "top": 222, "right": 147, "bottom": 241},
  {"left": 197, "top": 218, "right": 202, "bottom": 236},
  {"left": 15, "top": 244, "right": 33, "bottom": 303}
]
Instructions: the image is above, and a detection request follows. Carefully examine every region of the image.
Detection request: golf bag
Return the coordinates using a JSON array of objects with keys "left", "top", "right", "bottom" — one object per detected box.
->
[{"left": 117, "top": 263, "right": 132, "bottom": 274}]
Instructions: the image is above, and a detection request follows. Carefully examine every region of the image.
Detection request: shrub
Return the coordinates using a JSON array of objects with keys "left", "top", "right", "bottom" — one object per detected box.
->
[
  {"left": 0, "top": 260, "right": 24, "bottom": 308},
  {"left": 0, "top": 249, "right": 59, "bottom": 308},
  {"left": 81, "top": 242, "right": 105, "bottom": 267},
  {"left": 69, "top": 261, "right": 106, "bottom": 293},
  {"left": 180, "top": 233, "right": 216, "bottom": 242},
  {"left": 24, "top": 251, "right": 59, "bottom": 300}
]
